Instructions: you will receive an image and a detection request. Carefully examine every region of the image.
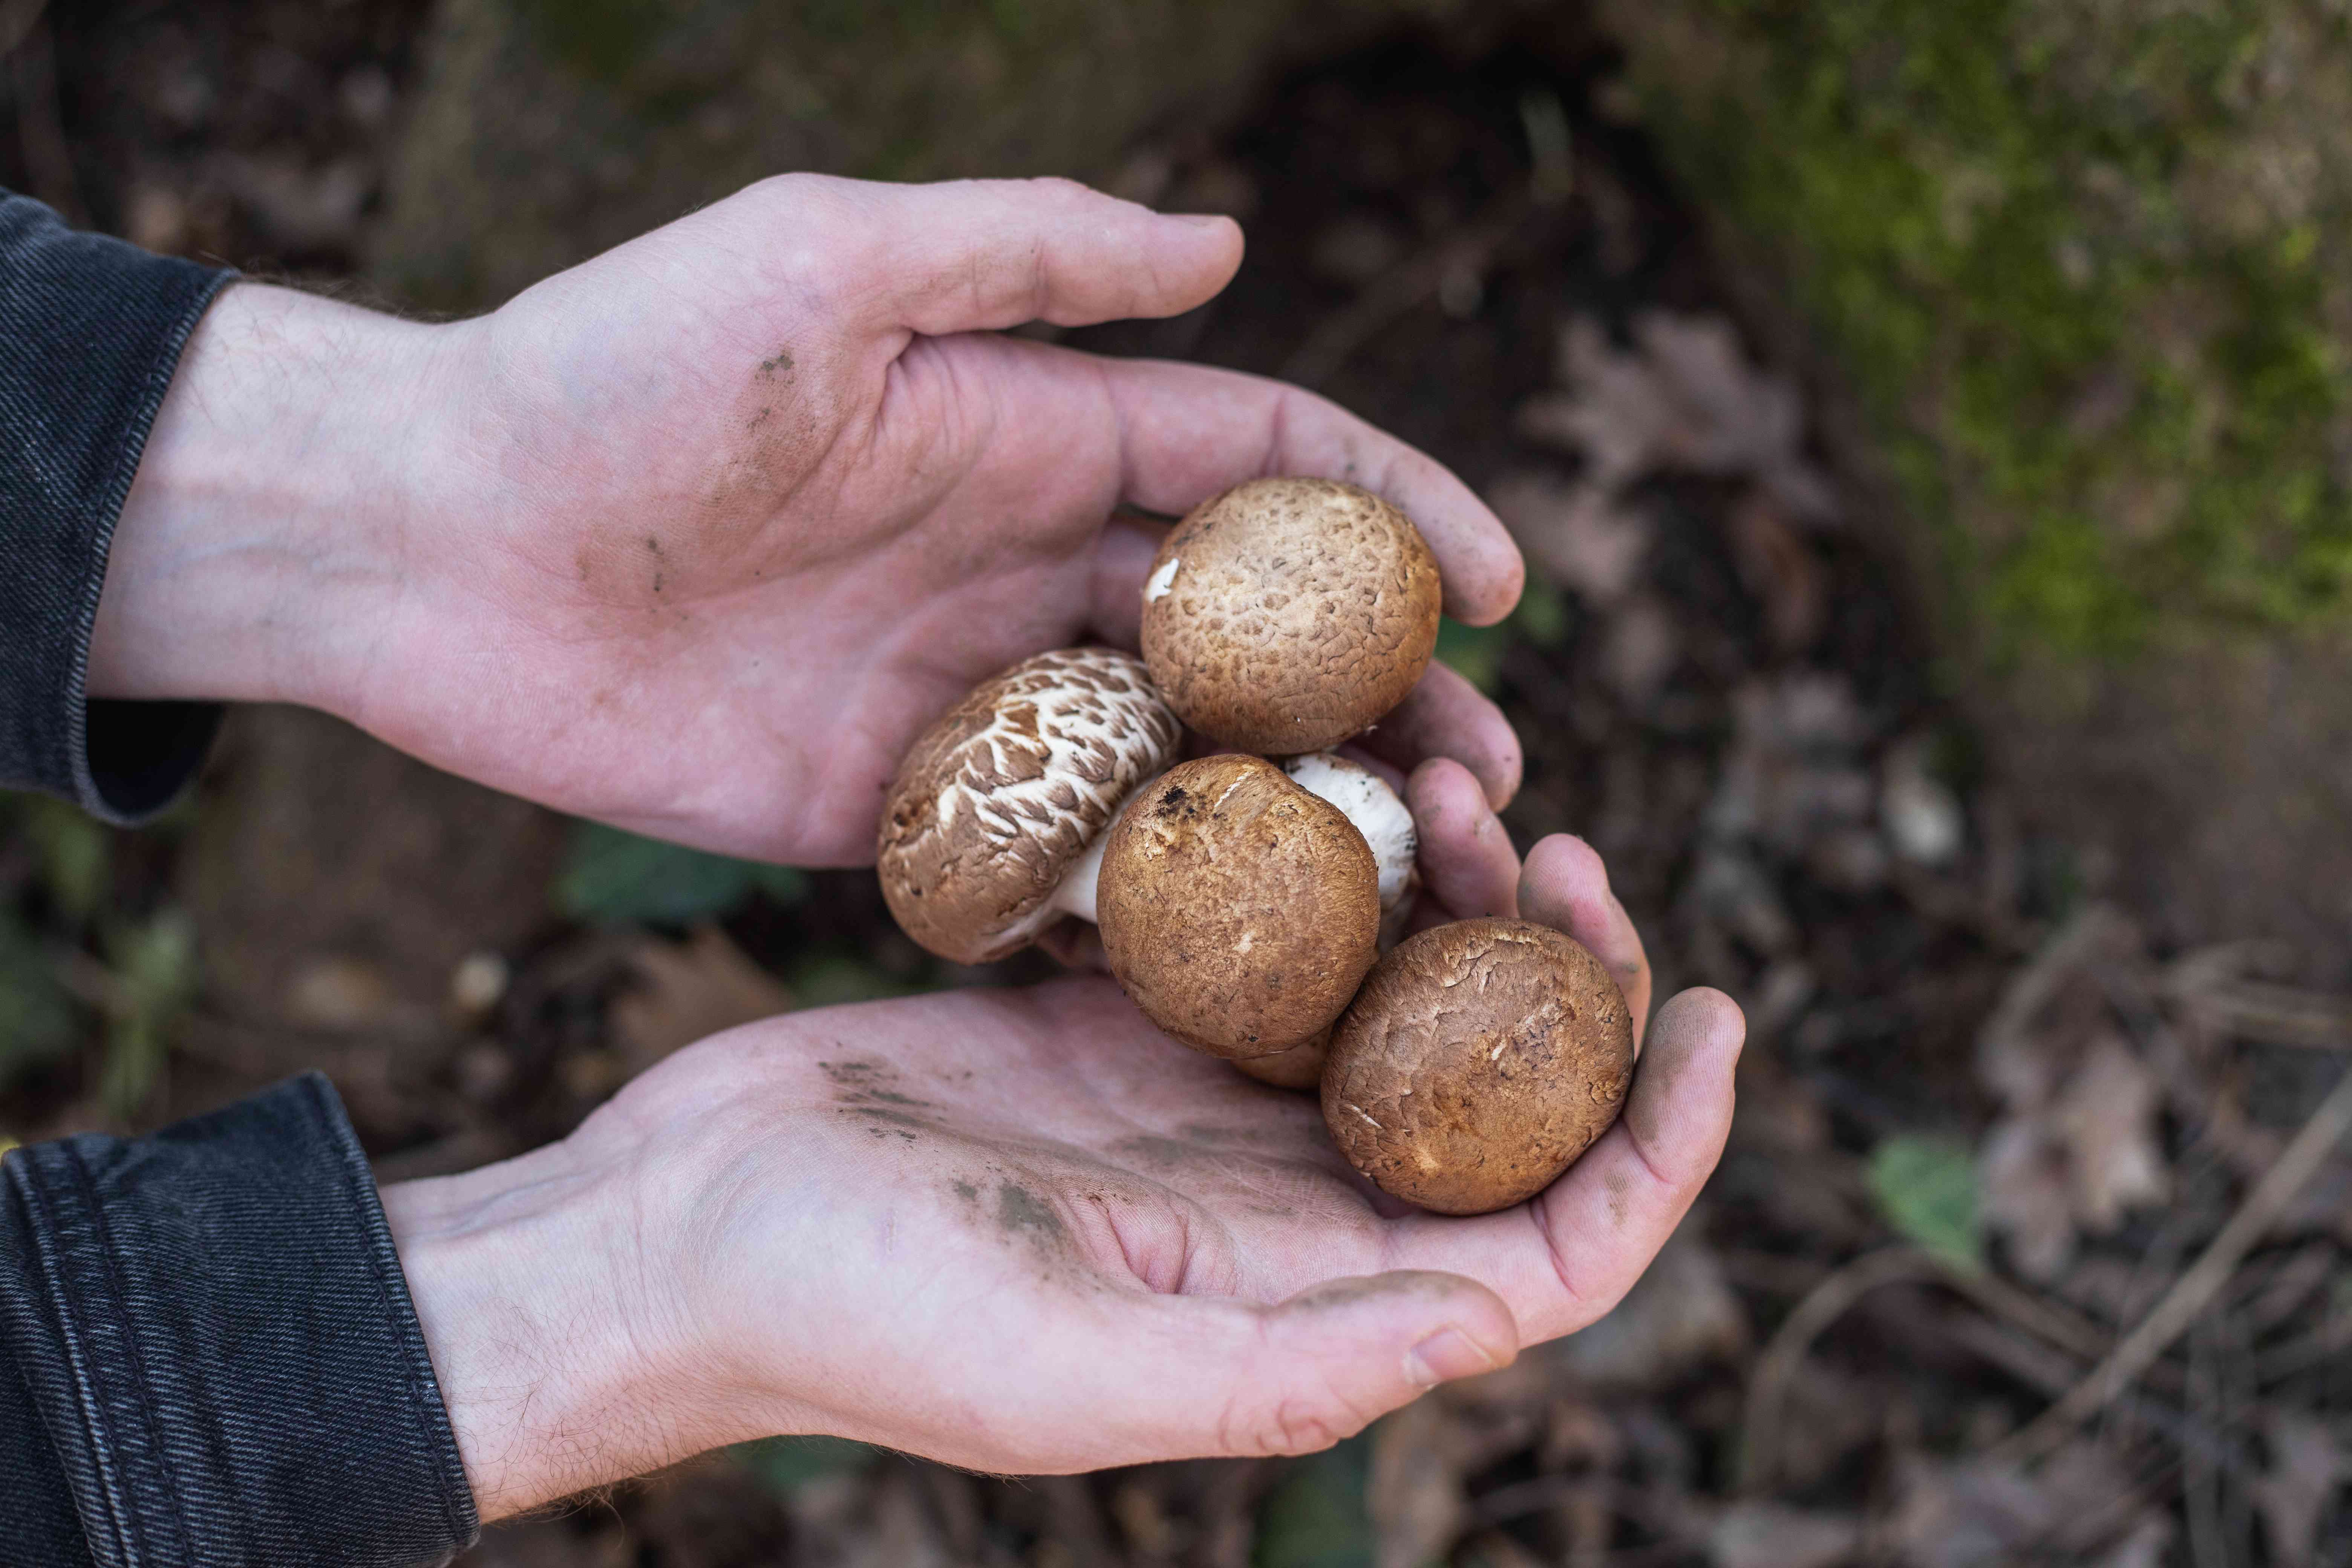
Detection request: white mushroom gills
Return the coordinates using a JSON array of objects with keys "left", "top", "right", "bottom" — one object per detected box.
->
[
  {"left": 1282, "top": 752, "right": 1417, "bottom": 912},
  {"left": 1042, "top": 753, "right": 1418, "bottom": 926}
]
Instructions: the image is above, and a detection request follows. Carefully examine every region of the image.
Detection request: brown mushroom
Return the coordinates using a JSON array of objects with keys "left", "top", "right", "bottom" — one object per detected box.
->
[
  {"left": 1323, "top": 919, "right": 1634, "bottom": 1215},
  {"left": 1230, "top": 1027, "right": 1330, "bottom": 1090},
  {"left": 1096, "top": 754, "right": 1380, "bottom": 1058},
  {"left": 1141, "top": 478, "right": 1441, "bottom": 754},
  {"left": 877, "top": 648, "right": 1182, "bottom": 964}
]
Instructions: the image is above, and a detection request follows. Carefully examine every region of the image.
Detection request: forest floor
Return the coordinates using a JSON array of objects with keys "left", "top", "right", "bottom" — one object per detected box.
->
[{"left": 5, "top": 3, "right": 2352, "bottom": 1564}]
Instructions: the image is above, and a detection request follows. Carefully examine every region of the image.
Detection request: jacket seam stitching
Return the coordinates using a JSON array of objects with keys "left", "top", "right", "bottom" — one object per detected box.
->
[
  {"left": 11, "top": 1152, "right": 148, "bottom": 1568},
  {"left": 310, "top": 1073, "right": 478, "bottom": 1544}
]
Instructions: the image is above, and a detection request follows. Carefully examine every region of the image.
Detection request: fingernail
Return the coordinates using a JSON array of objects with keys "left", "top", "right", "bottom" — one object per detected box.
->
[
  {"left": 1167, "top": 212, "right": 1233, "bottom": 230},
  {"left": 1404, "top": 1327, "right": 1497, "bottom": 1387}
]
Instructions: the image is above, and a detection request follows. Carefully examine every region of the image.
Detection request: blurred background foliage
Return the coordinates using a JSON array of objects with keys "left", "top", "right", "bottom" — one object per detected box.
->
[
  {"left": 1604, "top": 0, "right": 2352, "bottom": 657},
  {"left": 6, "top": 0, "right": 2352, "bottom": 1561}
]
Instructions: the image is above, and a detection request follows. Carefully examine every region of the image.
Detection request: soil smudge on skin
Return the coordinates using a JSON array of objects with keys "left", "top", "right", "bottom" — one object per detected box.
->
[
  {"left": 997, "top": 1181, "right": 1066, "bottom": 1243},
  {"left": 822, "top": 1057, "right": 939, "bottom": 1114}
]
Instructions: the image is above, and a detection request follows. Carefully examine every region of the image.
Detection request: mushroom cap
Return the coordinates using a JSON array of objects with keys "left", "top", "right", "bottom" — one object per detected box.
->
[
  {"left": 1231, "top": 1027, "right": 1330, "bottom": 1090},
  {"left": 1096, "top": 753, "right": 1380, "bottom": 1058},
  {"left": 1323, "top": 919, "right": 1634, "bottom": 1215},
  {"left": 1140, "top": 478, "right": 1441, "bottom": 754},
  {"left": 877, "top": 647, "right": 1182, "bottom": 965}
]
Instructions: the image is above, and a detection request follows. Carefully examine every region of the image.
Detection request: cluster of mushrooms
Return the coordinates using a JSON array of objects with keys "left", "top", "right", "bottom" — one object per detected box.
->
[{"left": 877, "top": 479, "right": 1634, "bottom": 1216}]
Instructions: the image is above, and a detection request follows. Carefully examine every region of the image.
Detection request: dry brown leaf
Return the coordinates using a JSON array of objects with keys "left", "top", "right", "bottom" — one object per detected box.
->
[
  {"left": 1706, "top": 1501, "right": 1860, "bottom": 1568},
  {"left": 1600, "top": 595, "right": 1681, "bottom": 705},
  {"left": 1979, "top": 1029, "right": 2169, "bottom": 1279},
  {"left": 1888, "top": 1446, "right": 2146, "bottom": 1568},
  {"left": 1978, "top": 1118, "right": 2079, "bottom": 1281},
  {"left": 1516, "top": 313, "right": 1838, "bottom": 522},
  {"left": 1485, "top": 469, "right": 1651, "bottom": 606},
  {"left": 611, "top": 922, "right": 793, "bottom": 1067},
  {"left": 2050, "top": 1032, "right": 2170, "bottom": 1231},
  {"left": 1724, "top": 490, "right": 1827, "bottom": 653},
  {"left": 1370, "top": 1399, "right": 1471, "bottom": 1568},
  {"left": 2253, "top": 1409, "right": 2346, "bottom": 1568},
  {"left": 283, "top": 953, "right": 400, "bottom": 1031}
]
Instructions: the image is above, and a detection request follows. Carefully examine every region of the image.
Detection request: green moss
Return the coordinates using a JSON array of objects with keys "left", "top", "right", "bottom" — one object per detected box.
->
[{"left": 1609, "top": 0, "right": 2352, "bottom": 661}]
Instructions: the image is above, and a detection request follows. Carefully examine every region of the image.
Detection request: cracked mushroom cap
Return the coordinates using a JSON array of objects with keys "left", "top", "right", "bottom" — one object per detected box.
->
[
  {"left": 877, "top": 648, "right": 1182, "bottom": 965},
  {"left": 1096, "top": 753, "right": 1381, "bottom": 1059},
  {"left": 1140, "top": 478, "right": 1441, "bottom": 754},
  {"left": 1323, "top": 919, "right": 1634, "bottom": 1215}
]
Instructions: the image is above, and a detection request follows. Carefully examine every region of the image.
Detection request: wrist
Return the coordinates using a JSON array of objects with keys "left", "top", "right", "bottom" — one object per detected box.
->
[
  {"left": 87, "top": 282, "right": 467, "bottom": 714},
  {"left": 381, "top": 1137, "right": 717, "bottom": 1518}
]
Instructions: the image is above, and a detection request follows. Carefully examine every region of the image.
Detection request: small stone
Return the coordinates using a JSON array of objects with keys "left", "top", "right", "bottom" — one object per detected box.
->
[
  {"left": 1883, "top": 741, "right": 1966, "bottom": 866},
  {"left": 448, "top": 950, "right": 510, "bottom": 1020}
]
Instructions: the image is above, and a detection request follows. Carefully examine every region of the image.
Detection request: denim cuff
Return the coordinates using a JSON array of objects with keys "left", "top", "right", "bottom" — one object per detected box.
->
[
  {"left": 0, "top": 1074, "right": 479, "bottom": 1567},
  {"left": 0, "top": 190, "right": 228, "bottom": 822}
]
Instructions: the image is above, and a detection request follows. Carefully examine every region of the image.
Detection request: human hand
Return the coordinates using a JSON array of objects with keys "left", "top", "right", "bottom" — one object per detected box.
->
[
  {"left": 382, "top": 835, "right": 1732, "bottom": 1517},
  {"left": 90, "top": 176, "right": 1525, "bottom": 865}
]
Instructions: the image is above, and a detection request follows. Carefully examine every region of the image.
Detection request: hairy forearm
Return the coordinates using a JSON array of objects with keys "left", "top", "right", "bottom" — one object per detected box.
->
[{"left": 87, "top": 283, "right": 463, "bottom": 713}]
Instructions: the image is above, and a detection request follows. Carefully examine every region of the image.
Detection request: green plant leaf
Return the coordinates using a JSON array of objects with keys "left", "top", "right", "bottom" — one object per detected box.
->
[
  {"left": 18, "top": 796, "right": 111, "bottom": 928},
  {"left": 1434, "top": 618, "right": 1510, "bottom": 694},
  {"left": 0, "top": 911, "right": 80, "bottom": 1082},
  {"left": 96, "top": 910, "right": 199, "bottom": 1121},
  {"left": 556, "top": 822, "right": 810, "bottom": 927},
  {"left": 1254, "top": 1434, "right": 1373, "bottom": 1568},
  {"left": 732, "top": 1435, "right": 877, "bottom": 1495},
  {"left": 1867, "top": 1134, "right": 1982, "bottom": 1272}
]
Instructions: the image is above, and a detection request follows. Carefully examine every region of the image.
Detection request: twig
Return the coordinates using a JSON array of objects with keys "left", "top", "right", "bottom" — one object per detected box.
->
[
  {"left": 1280, "top": 194, "right": 1531, "bottom": 386},
  {"left": 1733, "top": 1242, "right": 2149, "bottom": 1495},
  {"left": 1461, "top": 1473, "right": 1698, "bottom": 1547},
  {"left": 2172, "top": 978, "right": 2352, "bottom": 1050},
  {"left": 1736, "top": 1247, "right": 1939, "bottom": 1494},
  {"left": 2255, "top": 1314, "right": 2352, "bottom": 1384},
  {"left": 1939, "top": 1313, "right": 2245, "bottom": 1476},
  {"left": 1974, "top": 902, "right": 2135, "bottom": 1080},
  {"left": 1990, "top": 1059, "right": 2352, "bottom": 1466}
]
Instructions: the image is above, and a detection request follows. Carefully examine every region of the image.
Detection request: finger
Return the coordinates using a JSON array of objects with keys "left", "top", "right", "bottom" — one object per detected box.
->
[
  {"left": 1087, "top": 510, "right": 1171, "bottom": 648},
  {"left": 817, "top": 175, "right": 1243, "bottom": 336},
  {"left": 1518, "top": 834, "right": 1651, "bottom": 1046},
  {"left": 1407, "top": 758, "right": 1520, "bottom": 921},
  {"left": 1375, "top": 988, "right": 1744, "bottom": 1346},
  {"left": 1356, "top": 659, "right": 1523, "bottom": 810},
  {"left": 1033, "top": 917, "right": 1111, "bottom": 973},
  {"left": 1100, "top": 357, "right": 1524, "bottom": 623},
  {"left": 1101, "top": 1271, "right": 1517, "bottom": 1467}
]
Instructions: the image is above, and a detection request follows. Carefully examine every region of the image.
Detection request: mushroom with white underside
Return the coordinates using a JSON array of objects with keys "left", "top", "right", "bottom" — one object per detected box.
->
[
  {"left": 876, "top": 648, "right": 1183, "bottom": 966},
  {"left": 877, "top": 652, "right": 1422, "bottom": 1029}
]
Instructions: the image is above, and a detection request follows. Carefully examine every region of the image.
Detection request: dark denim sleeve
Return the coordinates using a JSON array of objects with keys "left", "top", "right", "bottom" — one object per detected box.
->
[
  {"left": 0, "top": 1074, "right": 480, "bottom": 1567},
  {"left": 0, "top": 189, "right": 230, "bottom": 823}
]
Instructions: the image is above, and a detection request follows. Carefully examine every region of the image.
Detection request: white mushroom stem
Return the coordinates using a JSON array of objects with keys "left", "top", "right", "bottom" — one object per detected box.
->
[
  {"left": 1044, "top": 755, "right": 1417, "bottom": 926},
  {"left": 1282, "top": 753, "right": 1418, "bottom": 912}
]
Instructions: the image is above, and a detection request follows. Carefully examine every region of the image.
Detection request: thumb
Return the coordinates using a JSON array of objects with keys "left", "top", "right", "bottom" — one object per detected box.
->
[
  {"left": 1118, "top": 1270, "right": 1519, "bottom": 1463},
  {"left": 821, "top": 175, "right": 1244, "bottom": 337}
]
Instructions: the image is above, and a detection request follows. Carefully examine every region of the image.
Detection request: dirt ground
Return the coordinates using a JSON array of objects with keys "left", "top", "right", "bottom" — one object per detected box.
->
[{"left": 5, "top": 5, "right": 2352, "bottom": 1565}]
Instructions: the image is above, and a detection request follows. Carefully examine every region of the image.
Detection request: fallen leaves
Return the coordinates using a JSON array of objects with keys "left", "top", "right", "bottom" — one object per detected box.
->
[
  {"left": 1975, "top": 912, "right": 2172, "bottom": 1281},
  {"left": 610, "top": 922, "right": 795, "bottom": 1067}
]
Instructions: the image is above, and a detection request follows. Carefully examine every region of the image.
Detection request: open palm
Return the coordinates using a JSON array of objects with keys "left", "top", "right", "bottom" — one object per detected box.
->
[
  {"left": 386, "top": 835, "right": 1739, "bottom": 1513},
  {"left": 341, "top": 176, "right": 1526, "bottom": 865}
]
